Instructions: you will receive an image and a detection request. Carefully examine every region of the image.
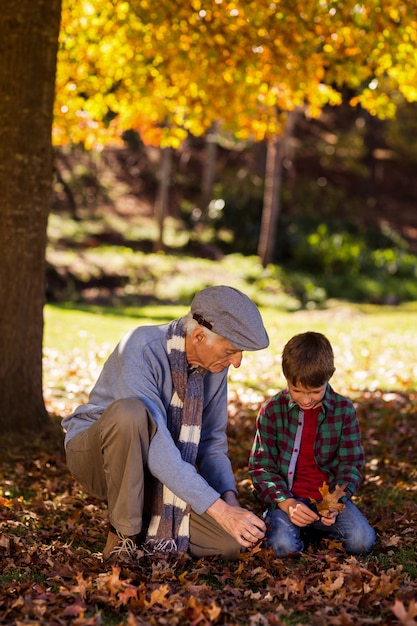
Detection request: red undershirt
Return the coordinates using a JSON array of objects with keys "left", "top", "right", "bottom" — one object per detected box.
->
[{"left": 291, "top": 406, "right": 327, "bottom": 500}]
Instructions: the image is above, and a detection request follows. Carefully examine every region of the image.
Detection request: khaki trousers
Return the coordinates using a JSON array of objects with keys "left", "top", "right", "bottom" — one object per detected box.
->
[{"left": 66, "top": 398, "right": 240, "bottom": 559}]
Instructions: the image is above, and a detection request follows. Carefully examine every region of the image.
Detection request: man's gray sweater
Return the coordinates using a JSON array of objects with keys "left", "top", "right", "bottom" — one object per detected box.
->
[{"left": 62, "top": 322, "right": 237, "bottom": 515}]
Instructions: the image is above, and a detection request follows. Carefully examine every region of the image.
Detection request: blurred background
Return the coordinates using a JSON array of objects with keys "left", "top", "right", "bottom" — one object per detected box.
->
[{"left": 48, "top": 98, "right": 417, "bottom": 310}]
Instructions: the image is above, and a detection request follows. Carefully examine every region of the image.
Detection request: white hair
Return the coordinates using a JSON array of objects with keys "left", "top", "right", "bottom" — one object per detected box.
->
[{"left": 182, "top": 312, "right": 219, "bottom": 346}]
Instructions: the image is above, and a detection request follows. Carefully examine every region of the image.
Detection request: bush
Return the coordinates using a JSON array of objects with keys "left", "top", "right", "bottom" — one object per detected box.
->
[{"left": 276, "top": 218, "right": 417, "bottom": 304}]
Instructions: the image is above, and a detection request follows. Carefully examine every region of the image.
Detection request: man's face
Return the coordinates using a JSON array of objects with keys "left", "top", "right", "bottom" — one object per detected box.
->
[
  {"left": 187, "top": 328, "right": 243, "bottom": 373},
  {"left": 286, "top": 381, "right": 327, "bottom": 410}
]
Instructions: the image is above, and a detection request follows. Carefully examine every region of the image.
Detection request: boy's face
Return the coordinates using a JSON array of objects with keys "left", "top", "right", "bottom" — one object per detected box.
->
[{"left": 287, "top": 380, "right": 327, "bottom": 410}]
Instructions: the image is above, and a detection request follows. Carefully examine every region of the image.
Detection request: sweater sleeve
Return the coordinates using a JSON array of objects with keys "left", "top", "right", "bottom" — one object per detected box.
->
[
  {"left": 195, "top": 372, "right": 237, "bottom": 497},
  {"left": 63, "top": 324, "right": 229, "bottom": 515},
  {"left": 148, "top": 366, "right": 235, "bottom": 514}
]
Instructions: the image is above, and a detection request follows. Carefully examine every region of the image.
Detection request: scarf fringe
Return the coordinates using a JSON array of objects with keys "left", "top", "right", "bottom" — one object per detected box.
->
[{"left": 143, "top": 538, "right": 178, "bottom": 555}]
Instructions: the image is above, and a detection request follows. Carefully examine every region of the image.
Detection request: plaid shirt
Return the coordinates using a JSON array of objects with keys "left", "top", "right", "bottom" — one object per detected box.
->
[{"left": 248, "top": 384, "right": 364, "bottom": 511}]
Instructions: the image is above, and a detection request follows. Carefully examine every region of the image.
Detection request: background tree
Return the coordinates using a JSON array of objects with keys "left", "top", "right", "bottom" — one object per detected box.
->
[
  {"left": 56, "top": 0, "right": 417, "bottom": 264},
  {"left": 0, "top": 0, "right": 62, "bottom": 432},
  {"left": 1, "top": 0, "right": 417, "bottom": 432}
]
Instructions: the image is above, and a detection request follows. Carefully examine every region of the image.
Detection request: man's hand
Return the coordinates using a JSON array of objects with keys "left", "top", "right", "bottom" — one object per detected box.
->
[
  {"left": 280, "top": 498, "right": 320, "bottom": 527},
  {"left": 207, "top": 496, "right": 266, "bottom": 548}
]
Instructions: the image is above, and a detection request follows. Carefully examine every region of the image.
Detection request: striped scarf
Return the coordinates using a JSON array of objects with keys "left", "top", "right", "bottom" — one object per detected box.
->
[{"left": 144, "top": 318, "right": 204, "bottom": 554}]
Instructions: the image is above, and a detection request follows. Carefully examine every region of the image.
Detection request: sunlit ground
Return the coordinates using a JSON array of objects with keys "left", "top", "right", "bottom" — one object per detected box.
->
[{"left": 43, "top": 303, "right": 417, "bottom": 418}]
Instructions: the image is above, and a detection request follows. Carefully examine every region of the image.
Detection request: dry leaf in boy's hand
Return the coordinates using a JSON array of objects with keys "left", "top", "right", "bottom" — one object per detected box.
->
[{"left": 310, "top": 482, "right": 347, "bottom": 517}]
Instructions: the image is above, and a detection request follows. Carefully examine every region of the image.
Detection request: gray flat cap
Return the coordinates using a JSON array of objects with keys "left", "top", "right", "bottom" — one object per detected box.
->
[{"left": 190, "top": 285, "right": 269, "bottom": 351}]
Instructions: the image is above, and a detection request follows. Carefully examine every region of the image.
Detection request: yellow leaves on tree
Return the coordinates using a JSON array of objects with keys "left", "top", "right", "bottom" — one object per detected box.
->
[
  {"left": 310, "top": 482, "right": 348, "bottom": 517},
  {"left": 55, "top": 0, "right": 417, "bottom": 149}
]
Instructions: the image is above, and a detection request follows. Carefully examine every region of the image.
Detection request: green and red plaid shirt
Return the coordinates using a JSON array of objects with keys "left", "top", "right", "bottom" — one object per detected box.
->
[{"left": 248, "top": 384, "right": 364, "bottom": 511}]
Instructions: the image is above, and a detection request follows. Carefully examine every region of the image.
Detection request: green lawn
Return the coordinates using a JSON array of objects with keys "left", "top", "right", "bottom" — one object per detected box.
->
[{"left": 44, "top": 301, "right": 417, "bottom": 419}]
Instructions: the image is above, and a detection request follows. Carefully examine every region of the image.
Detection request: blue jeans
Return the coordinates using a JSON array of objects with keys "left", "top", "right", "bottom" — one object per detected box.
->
[{"left": 265, "top": 499, "right": 376, "bottom": 557}]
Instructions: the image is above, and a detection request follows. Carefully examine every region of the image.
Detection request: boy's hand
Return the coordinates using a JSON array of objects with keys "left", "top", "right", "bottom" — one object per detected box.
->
[
  {"left": 280, "top": 498, "right": 319, "bottom": 527},
  {"left": 319, "top": 509, "right": 338, "bottom": 526}
]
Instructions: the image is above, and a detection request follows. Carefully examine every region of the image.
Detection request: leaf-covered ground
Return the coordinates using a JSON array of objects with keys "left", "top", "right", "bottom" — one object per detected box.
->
[{"left": 1, "top": 335, "right": 417, "bottom": 624}]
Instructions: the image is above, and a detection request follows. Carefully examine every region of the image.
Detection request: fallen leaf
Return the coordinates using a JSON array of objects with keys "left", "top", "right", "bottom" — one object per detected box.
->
[
  {"left": 385, "top": 535, "right": 401, "bottom": 547},
  {"left": 391, "top": 598, "right": 417, "bottom": 625},
  {"left": 145, "top": 584, "right": 170, "bottom": 608},
  {"left": 310, "top": 482, "right": 347, "bottom": 516}
]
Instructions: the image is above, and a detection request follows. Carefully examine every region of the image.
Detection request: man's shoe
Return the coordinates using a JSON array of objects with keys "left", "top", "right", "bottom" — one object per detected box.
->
[{"left": 102, "top": 526, "right": 137, "bottom": 561}]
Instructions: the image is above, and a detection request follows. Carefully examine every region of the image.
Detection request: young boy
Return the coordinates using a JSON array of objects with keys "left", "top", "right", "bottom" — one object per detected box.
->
[{"left": 248, "top": 331, "right": 375, "bottom": 557}]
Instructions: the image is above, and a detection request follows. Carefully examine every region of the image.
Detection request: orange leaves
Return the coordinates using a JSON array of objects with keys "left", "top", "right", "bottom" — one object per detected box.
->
[
  {"left": 0, "top": 494, "right": 14, "bottom": 508},
  {"left": 392, "top": 599, "right": 417, "bottom": 626},
  {"left": 310, "top": 482, "right": 347, "bottom": 517},
  {"left": 144, "top": 582, "right": 170, "bottom": 607},
  {"left": 1, "top": 422, "right": 417, "bottom": 625},
  {"left": 64, "top": 564, "right": 223, "bottom": 620}
]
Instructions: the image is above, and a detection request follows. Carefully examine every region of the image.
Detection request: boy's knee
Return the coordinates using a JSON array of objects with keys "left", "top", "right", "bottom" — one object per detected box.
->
[
  {"left": 266, "top": 536, "right": 301, "bottom": 558},
  {"left": 265, "top": 511, "right": 303, "bottom": 557},
  {"left": 345, "top": 528, "right": 376, "bottom": 555}
]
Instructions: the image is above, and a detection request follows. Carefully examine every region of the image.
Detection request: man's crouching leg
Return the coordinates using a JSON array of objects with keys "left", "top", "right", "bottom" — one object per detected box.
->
[
  {"left": 189, "top": 510, "right": 241, "bottom": 560},
  {"left": 66, "top": 398, "right": 156, "bottom": 560}
]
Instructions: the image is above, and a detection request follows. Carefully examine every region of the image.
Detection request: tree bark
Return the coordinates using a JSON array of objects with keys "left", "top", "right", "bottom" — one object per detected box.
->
[
  {"left": 154, "top": 146, "right": 173, "bottom": 252},
  {"left": 257, "top": 110, "right": 300, "bottom": 267},
  {"left": 201, "top": 121, "right": 218, "bottom": 215},
  {"left": 0, "top": 0, "right": 61, "bottom": 433},
  {"left": 257, "top": 133, "right": 283, "bottom": 267}
]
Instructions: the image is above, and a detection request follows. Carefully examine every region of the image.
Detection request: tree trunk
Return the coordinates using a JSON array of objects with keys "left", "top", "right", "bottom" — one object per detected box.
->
[
  {"left": 257, "top": 109, "right": 300, "bottom": 267},
  {"left": 0, "top": 0, "right": 61, "bottom": 433},
  {"left": 154, "top": 146, "right": 173, "bottom": 252},
  {"left": 201, "top": 121, "right": 218, "bottom": 215},
  {"left": 257, "top": 133, "right": 283, "bottom": 267}
]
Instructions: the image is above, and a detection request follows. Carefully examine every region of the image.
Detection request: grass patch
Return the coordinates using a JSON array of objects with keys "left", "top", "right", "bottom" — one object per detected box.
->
[
  {"left": 85, "top": 609, "right": 126, "bottom": 626},
  {"left": 282, "top": 612, "right": 314, "bottom": 625},
  {"left": 48, "top": 202, "right": 417, "bottom": 307},
  {"left": 0, "top": 568, "right": 48, "bottom": 585},
  {"left": 44, "top": 301, "right": 417, "bottom": 403},
  {"left": 373, "top": 547, "right": 417, "bottom": 579},
  {"left": 0, "top": 569, "right": 28, "bottom": 584},
  {"left": 44, "top": 302, "right": 179, "bottom": 355}
]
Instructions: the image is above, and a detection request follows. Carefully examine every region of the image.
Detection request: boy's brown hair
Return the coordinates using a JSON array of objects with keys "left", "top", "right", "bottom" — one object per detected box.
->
[{"left": 282, "top": 331, "right": 335, "bottom": 388}]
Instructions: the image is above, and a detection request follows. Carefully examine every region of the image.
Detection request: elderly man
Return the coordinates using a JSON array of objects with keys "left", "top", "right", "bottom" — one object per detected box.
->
[{"left": 62, "top": 285, "right": 269, "bottom": 561}]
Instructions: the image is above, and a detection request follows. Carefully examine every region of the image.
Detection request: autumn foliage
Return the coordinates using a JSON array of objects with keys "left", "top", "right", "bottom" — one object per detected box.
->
[
  {"left": 1, "top": 378, "right": 417, "bottom": 624},
  {"left": 55, "top": 0, "right": 417, "bottom": 148}
]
